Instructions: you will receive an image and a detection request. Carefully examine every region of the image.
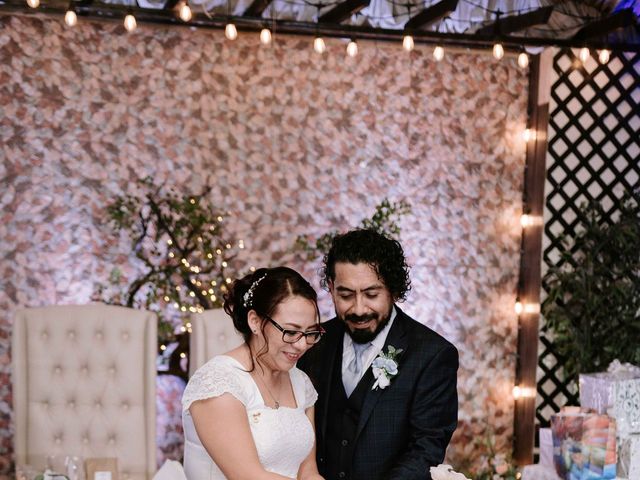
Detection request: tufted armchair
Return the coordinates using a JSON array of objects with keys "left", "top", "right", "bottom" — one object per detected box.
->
[
  {"left": 12, "top": 304, "right": 157, "bottom": 480},
  {"left": 188, "top": 309, "right": 243, "bottom": 377}
]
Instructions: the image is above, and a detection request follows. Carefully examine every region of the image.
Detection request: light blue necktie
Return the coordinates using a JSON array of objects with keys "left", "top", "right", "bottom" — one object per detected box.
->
[{"left": 344, "top": 342, "right": 371, "bottom": 396}]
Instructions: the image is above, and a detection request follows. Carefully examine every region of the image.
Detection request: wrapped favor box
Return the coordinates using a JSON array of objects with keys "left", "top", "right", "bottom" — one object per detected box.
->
[
  {"left": 579, "top": 372, "right": 640, "bottom": 416},
  {"left": 551, "top": 408, "right": 617, "bottom": 480},
  {"left": 612, "top": 380, "right": 640, "bottom": 435},
  {"left": 616, "top": 434, "right": 640, "bottom": 480}
]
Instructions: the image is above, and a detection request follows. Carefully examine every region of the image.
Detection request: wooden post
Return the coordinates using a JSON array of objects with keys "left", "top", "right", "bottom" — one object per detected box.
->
[{"left": 513, "top": 48, "right": 552, "bottom": 465}]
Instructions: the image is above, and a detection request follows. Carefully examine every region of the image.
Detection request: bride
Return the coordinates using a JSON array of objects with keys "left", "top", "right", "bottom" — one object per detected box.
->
[{"left": 182, "top": 267, "right": 325, "bottom": 479}]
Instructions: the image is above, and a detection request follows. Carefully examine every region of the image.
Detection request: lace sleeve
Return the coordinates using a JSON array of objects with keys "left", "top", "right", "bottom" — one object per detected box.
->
[
  {"left": 182, "top": 358, "right": 248, "bottom": 412},
  {"left": 301, "top": 370, "right": 318, "bottom": 410}
]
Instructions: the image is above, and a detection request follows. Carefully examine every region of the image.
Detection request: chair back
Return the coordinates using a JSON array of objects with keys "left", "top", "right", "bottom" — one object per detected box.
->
[
  {"left": 188, "top": 309, "right": 243, "bottom": 377},
  {"left": 12, "top": 304, "right": 157, "bottom": 480}
]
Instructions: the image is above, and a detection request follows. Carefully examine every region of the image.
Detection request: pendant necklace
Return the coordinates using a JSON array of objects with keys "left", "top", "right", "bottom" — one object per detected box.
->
[{"left": 253, "top": 362, "right": 281, "bottom": 409}]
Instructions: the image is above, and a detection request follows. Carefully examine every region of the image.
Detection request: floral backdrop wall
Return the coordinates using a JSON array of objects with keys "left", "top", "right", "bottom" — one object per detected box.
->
[{"left": 0, "top": 13, "right": 528, "bottom": 475}]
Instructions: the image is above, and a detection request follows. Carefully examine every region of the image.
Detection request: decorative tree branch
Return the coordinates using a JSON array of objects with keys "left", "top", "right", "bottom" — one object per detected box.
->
[
  {"left": 94, "top": 177, "right": 246, "bottom": 342},
  {"left": 294, "top": 198, "right": 412, "bottom": 261}
]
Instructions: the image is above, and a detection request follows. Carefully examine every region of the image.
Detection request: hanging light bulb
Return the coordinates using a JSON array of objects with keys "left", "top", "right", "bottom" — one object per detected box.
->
[
  {"left": 225, "top": 22, "right": 237, "bottom": 40},
  {"left": 515, "top": 299, "right": 523, "bottom": 315},
  {"left": 314, "top": 36, "right": 326, "bottom": 54},
  {"left": 26, "top": 0, "right": 40, "bottom": 8},
  {"left": 260, "top": 28, "right": 272, "bottom": 45},
  {"left": 179, "top": 2, "right": 192, "bottom": 22},
  {"left": 402, "top": 35, "right": 414, "bottom": 52},
  {"left": 64, "top": 6, "right": 77, "bottom": 26},
  {"left": 493, "top": 42, "right": 504, "bottom": 60},
  {"left": 433, "top": 45, "right": 444, "bottom": 61},
  {"left": 579, "top": 47, "right": 589, "bottom": 63},
  {"left": 598, "top": 49, "right": 611, "bottom": 64},
  {"left": 518, "top": 51, "right": 529, "bottom": 69},
  {"left": 124, "top": 13, "right": 137, "bottom": 32},
  {"left": 346, "top": 39, "right": 358, "bottom": 57}
]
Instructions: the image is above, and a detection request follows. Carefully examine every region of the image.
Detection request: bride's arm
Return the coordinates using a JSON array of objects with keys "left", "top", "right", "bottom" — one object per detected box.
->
[
  {"left": 190, "top": 393, "right": 293, "bottom": 480},
  {"left": 297, "top": 407, "right": 324, "bottom": 480}
]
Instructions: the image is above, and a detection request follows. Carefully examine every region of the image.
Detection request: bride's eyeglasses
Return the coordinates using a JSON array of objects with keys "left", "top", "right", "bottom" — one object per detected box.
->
[{"left": 264, "top": 316, "right": 325, "bottom": 345}]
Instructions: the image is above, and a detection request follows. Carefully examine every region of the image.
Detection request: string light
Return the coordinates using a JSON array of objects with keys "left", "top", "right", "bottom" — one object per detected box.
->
[
  {"left": 598, "top": 49, "right": 610, "bottom": 64},
  {"left": 64, "top": 4, "right": 78, "bottom": 26},
  {"left": 515, "top": 299, "right": 523, "bottom": 315},
  {"left": 225, "top": 22, "right": 238, "bottom": 40},
  {"left": 579, "top": 47, "right": 589, "bottom": 63},
  {"left": 402, "top": 35, "right": 414, "bottom": 52},
  {"left": 314, "top": 36, "right": 326, "bottom": 54},
  {"left": 513, "top": 385, "right": 536, "bottom": 400},
  {"left": 522, "top": 128, "right": 534, "bottom": 142},
  {"left": 26, "top": 0, "right": 39, "bottom": 8},
  {"left": 518, "top": 52, "right": 529, "bottom": 68},
  {"left": 492, "top": 42, "right": 504, "bottom": 60},
  {"left": 260, "top": 28, "right": 272, "bottom": 45},
  {"left": 520, "top": 213, "right": 542, "bottom": 228},
  {"left": 179, "top": 1, "right": 192, "bottom": 22},
  {"left": 433, "top": 45, "right": 444, "bottom": 61},
  {"left": 124, "top": 13, "right": 137, "bottom": 32},
  {"left": 346, "top": 39, "right": 358, "bottom": 57}
]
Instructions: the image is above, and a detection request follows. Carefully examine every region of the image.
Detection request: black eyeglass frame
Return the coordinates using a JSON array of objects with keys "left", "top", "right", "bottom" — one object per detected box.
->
[{"left": 264, "top": 315, "right": 325, "bottom": 345}]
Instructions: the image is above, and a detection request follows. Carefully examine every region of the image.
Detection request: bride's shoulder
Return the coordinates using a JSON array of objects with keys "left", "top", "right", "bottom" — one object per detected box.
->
[{"left": 291, "top": 367, "right": 318, "bottom": 409}]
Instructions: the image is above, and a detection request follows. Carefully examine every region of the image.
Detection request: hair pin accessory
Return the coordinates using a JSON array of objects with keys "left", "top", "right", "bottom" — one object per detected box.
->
[{"left": 243, "top": 273, "right": 267, "bottom": 308}]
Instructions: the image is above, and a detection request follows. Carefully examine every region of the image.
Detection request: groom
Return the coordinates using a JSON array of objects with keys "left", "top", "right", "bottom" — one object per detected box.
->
[{"left": 298, "top": 229, "right": 458, "bottom": 480}]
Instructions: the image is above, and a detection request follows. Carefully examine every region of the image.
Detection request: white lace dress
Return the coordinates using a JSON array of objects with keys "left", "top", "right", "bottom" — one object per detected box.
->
[{"left": 182, "top": 355, "right": 318, "bottom": 480}]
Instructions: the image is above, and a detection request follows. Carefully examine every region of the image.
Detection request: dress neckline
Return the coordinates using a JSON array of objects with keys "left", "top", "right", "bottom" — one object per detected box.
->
[{"left": 218, "top": 354, "right": 300, "bottom": 410}]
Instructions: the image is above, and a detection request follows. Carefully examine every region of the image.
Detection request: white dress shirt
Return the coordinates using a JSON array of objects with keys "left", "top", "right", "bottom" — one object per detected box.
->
[{"left": 341, "top": 306, "right": 397, "bottom": 388}]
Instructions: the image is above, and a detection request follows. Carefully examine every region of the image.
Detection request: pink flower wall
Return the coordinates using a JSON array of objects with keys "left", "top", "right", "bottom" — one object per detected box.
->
[{"left": 0, "top": 13, "right": 528, "bottom": 474}]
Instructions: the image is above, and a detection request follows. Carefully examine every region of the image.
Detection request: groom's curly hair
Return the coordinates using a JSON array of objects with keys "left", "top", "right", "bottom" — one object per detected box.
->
[{"left": 322, "top": 228, "right": 411, "bottom": 301}]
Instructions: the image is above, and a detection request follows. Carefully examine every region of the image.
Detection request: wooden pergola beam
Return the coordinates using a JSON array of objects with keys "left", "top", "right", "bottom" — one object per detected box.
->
[
  {"left": 475, "top": 6, "right": 553, "bottom": 36},
  {"left": 573, "top": 8, "right": 637, "bottom": 42},
  {"left": 243, "top": 0, "right": 273, "bottom": 18},
  {"left": 404, "top": 0, "right": 458, "bottom": 31},
  {"left": 318, "top": 0, "right": 370, "bottom": 24}
]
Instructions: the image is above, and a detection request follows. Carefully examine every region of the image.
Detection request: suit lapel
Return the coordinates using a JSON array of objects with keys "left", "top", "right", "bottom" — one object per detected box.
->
[
  {"left": 355, "top": 311, "right": 408, "bottom": 439},
  {"left": 318, "top": 322, "right": 344, "bottom": 441}
]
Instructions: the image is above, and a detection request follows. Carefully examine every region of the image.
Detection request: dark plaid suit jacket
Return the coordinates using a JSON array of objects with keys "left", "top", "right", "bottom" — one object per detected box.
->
[{"left": 298, "top": 306, "right": 458, "bottom": 480}]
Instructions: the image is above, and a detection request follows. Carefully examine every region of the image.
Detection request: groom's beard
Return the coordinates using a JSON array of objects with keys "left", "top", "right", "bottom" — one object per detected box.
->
[{"left": 342, "top": 310, "right": 392, "bottom": 344}]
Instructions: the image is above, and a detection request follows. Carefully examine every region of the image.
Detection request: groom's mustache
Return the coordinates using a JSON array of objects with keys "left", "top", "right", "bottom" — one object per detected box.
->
[{"left": 344, "top": 313, "right": 377, "bottom": 325}]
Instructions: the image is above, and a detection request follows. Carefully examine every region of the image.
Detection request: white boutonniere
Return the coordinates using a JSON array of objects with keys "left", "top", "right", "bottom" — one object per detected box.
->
[
  {"left": 429, "top": 464, "right": 470, "bottom": 480},
  {"left": 371, "top": 345, "right": 402, "bottom": 390}
]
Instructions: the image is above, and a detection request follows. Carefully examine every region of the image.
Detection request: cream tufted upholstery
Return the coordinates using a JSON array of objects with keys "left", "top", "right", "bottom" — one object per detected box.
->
[
  {"left": 188, "top": 309, "right": 244, "bottom": 377},
  {"left": 12, "top": 304, "right": 157, "bottom": 480}
]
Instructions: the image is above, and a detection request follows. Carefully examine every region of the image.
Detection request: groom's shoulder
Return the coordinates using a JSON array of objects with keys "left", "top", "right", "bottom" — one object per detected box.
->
[{"left": 398, "top": 308, "right": 457, "bottom": 352}]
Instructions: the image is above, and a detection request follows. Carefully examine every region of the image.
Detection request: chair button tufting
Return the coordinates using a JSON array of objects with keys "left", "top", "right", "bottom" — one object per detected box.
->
[
  {"left": 218, "top": 334, "right": 226, "bottom": 341},
  {"left": 108, "top": 366, "right": 116, "bottom": 374},
  {"left": 82, "top": 436, "right": 89, "bottom": 445},
  {"left": 54, "top": 365, "right": 62, "bottom": 374},
  {"left": 95, "top": 331, "right": 104, "bottom": 340},
  {"left": 121, "top": 401, "right": 130, "bottom": 411},
  {"left": 108, "top": 435, "right": 116, "bottom": 445},
  {"left": 121, "top": 331, "right": 130, "bottom": 340},
  {"left": 95, "top": 400, "right": 102, "bottom": 409},
  {"left": 54, "top": 435, "right": 62, "bottom": 445},
  {"left": 67, "top": 330, "right": 76, "bottom": 340},
  {"left": 41, "top": 331, "right": 49, "bottom": 340},
  {"left": 68, "top": 400, "right": 75, "bottom": 408},
  {"left": 81, "top": 365, "right": 89, "bottom": 374}
]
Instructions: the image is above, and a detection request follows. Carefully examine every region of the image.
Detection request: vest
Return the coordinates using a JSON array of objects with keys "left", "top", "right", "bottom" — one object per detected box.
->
[{"left": 323, "top": 347, "right": 374, "bottom": 480}]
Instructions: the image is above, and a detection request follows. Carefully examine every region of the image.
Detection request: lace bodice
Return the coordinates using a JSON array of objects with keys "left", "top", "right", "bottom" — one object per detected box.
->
[{"left": 182, "top": 355, "right": 318, "bottom": 480}]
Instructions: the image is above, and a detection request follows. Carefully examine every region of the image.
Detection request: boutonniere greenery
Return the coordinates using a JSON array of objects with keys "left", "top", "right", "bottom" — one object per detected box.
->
[{"left": 371, "top": 345, "right": 402, "bottom": 390}]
